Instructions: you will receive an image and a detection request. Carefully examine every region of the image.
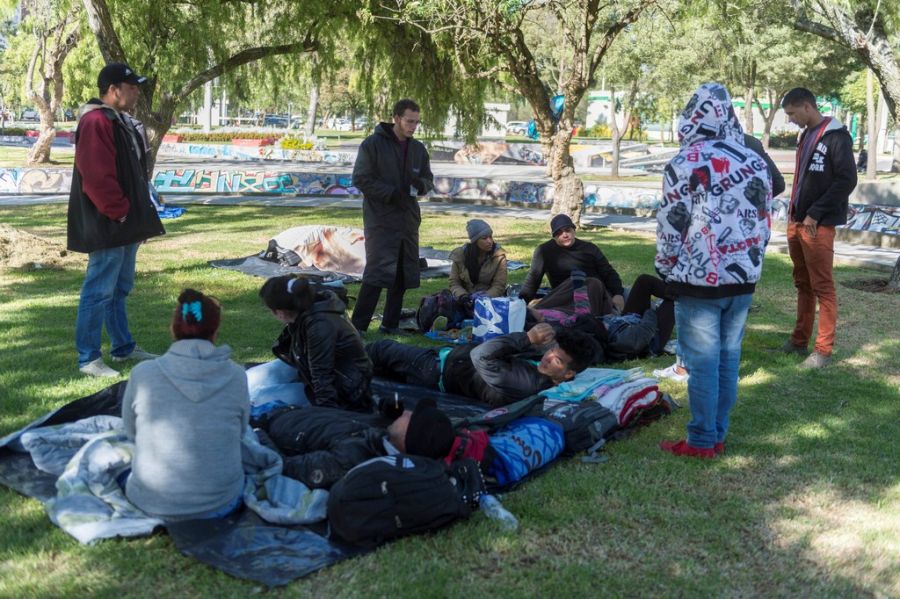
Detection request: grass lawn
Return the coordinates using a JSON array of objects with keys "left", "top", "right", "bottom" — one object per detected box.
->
[
  {"left": 0, "top": 146, "right": 74, "bottom": 168},
  {"left": 0, "top": 203, "right": 898, "bottom": 597}
]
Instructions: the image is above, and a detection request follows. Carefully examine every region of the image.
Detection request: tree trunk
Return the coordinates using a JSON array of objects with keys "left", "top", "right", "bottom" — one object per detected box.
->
[
  {"left": 890, "top": 255, "right": 900, "bottom": 291},
  {"left": 546, "top": 113, "right": 583, "bottom": 223},
  {"left": 793, "top": 1, "right": 900, "bottom": 170},
  {"left": 27, "top": 109, "right": 57, "bottom": 164},
  {"left": 866, "top": 70, "right": 877, "bottom": 180},
  {"left": 753, "top": 90, "right": 780, "bottom": 151},
  {"left": 305, "top": 55, "right": 320, "bottom": 137},
  {"left": 893, "top": 122, "right": 900, "bottom": 172},
  {"left": 744, "top": 61, "right": 757, "bottom": 135},
  {"left": 609, "top": 87, "right": 621, "bottom": 178}
]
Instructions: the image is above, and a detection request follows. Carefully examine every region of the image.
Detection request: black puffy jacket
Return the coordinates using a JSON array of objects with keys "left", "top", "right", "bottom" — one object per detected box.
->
[
  {"left": 265, "top": 407, "right": 387, "bottom": 489},
  {"left": 272, "top": 291, "right": 374, "bottom": 410},
  {"left": 352, "top": 122, "right": 434, "bottom": 289}
]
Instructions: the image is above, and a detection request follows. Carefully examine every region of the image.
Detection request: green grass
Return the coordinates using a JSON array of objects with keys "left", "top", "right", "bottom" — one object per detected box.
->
[
  {"left": 1, "top": 204, "right": 898, "bottom": 597},
  {"left": 0, "top": 146, "right": 74, "bottom": 167}
]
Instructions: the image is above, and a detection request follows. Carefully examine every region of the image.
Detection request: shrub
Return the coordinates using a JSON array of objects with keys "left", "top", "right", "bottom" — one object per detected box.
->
[
  {"left": 174, "top": 131, "right": 284, "bottom": 143},
  {"left": 280, "top": 136, "right": 315, "bottom": 150},
  {"left": 767, "top": 132, "right": 800, "bottom": 149},
  {"left": 578, "top": 124, "right": 612, "bottom": 138}
]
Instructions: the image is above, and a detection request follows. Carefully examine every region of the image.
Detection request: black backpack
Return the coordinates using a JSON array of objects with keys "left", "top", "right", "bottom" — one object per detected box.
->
[
  {"left": 543, "top": 400, "right": 619, "bottom": 457},
  {"left": 416, "top": 289, "right": 458, "bottom": 332},
  {"left": 327, "top": 455, "right": 484, "bottom": 547}
]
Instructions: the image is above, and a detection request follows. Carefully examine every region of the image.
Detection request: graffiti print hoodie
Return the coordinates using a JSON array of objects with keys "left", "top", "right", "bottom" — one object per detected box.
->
[{"left": 655, "top": 83, "right": 772, "bottom": 299}]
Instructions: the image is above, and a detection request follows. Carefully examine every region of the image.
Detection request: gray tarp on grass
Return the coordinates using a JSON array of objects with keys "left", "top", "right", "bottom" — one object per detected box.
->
[{"left": 0, "top": 380, "right": 485, "bottom": 586}]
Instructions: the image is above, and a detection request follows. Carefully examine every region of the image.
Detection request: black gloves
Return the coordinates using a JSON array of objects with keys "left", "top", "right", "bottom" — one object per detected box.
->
[
  {"left": 377, "top": 393, "right": 406, "bottom": 421},
  {"left": 459, "top": 294, "right": 474, "bottom": 311}
]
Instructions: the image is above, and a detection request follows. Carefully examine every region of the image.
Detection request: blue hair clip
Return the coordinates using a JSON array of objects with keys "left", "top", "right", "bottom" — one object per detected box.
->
[{"left": 182, "top": 301, "right": 202, "bottom": 322}]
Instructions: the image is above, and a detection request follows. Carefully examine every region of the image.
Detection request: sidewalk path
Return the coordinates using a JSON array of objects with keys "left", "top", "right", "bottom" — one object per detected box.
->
[{"left": 2, "top": 193, "right": 897, "bottom": 272}]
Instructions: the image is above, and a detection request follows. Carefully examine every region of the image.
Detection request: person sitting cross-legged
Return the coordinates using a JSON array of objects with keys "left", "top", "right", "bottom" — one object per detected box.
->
[
  {"left": 366, "top": 324, "right": 598, "bottom": 407},
  {"left": 519, "top": 213, "right": 625, "bottom": 315},
  {"left": 122, "top": 289, "right": 248, "bottom": 521}
]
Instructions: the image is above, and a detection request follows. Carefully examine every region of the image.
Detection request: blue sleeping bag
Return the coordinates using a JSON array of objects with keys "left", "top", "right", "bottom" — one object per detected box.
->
[{"left": 487, "top": 417, "right": 565, "bottom": 486}]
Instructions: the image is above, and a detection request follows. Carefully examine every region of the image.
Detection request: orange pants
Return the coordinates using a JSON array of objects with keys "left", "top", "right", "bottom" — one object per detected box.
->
[{"left": 787, "top": 221, "right": 837, "bottom": 356}]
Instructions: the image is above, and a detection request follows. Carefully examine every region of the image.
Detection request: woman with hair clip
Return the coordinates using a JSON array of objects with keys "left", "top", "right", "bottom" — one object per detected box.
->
[
  {"left": 248, "top": 275, "right": 373, "bottom": 412},
  {"left": 122, "top": 289, "right": 248, "bottom": 521}
]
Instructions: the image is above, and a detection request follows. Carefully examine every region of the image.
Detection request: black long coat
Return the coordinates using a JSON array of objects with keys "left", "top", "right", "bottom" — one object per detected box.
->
[{"left": 352, "top": 122, "right": 434, "bottom": 289}]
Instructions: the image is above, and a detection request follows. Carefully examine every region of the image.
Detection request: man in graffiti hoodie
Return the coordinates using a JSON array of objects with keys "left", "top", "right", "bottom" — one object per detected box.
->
[
  {"left": 779, "top": 87, "right": 857, "bottom": 369},
  {"left": 655, "top": 83, "right": 772, "bottom": 458}
]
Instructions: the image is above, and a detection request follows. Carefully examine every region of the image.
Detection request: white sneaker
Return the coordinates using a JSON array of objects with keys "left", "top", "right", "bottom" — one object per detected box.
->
[
  {"left": 111, "top": 346, "right": 158, "bottom": 362},
  {"left": 652, "top": 363, "right": 689, "bottom": 383},
  {"left": 79, "top": 358, "right": 120, "bottom": 378}
]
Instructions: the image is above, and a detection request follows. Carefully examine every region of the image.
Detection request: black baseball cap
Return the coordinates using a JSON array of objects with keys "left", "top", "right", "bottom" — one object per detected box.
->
[
  {"left": 550, "top": 213, "right": 576, "bottom": 236},
  {"left": 98, "top": 63, "right": 147, "bottom": 91}
]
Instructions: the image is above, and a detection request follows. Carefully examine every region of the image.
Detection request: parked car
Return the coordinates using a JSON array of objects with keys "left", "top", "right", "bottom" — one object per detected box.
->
[
  {"left": 263, "top": 114, "right": 289, "bottom": 128},
  {"left": 505, "top": 121, "right": 528, "bottom": 136},
  {"left": 21, "top": 108, "right": 39, "bottom": 121}
]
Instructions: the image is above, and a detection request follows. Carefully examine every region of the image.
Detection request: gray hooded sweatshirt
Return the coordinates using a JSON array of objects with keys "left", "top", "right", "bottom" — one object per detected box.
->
[{"left": 122, "top": 339, "right": 249, "bottom": 519}]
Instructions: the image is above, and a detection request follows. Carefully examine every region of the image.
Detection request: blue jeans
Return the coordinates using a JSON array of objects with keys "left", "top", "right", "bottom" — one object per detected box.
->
[
  {"left": 75, "top": 243, "right": 139, "bottom": 366},
  {"left": 246, "top": 359, "right": 310, "bottom": 418},
  {"left": 675, "top": 294, "right": 752, "bottom": 448}
]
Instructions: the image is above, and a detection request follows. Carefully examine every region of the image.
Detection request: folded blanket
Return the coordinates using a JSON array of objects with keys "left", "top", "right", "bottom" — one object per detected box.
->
[
  {"left": 592, "top": 378, "right": 660, "bottom": 425},
  {"left": 15, "top": 416, "right": 328, "bottom": 544},
  {"left": 540, "top": 367, "right": 643, "bottom": 403}
]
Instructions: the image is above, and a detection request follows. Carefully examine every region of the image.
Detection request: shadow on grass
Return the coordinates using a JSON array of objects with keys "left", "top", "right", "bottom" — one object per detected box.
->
[{"left": 1, "top": 204, "right": 897, "bottom": 594}]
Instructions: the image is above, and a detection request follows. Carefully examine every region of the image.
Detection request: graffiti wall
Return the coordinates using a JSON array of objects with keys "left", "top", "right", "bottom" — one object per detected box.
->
[
  {"left": 771, "top": 198, "right": 898, "bottom": 236},
  {"left": 158, "top": 142, "right": 356, "bottom": 165},
  {"left": 0, "top": 135, "right": 73, "bottom": 148},
  {"left": 430, "top": 141, "right": 546, "bottom": 166},
  {"left": 153, "top": 169, "right": 358, "bottom": 195},
  {"left": 0, "top": 168, "right": 72, "bottom": 193},
  {"left": 584, "top": 184, "right": 661, "bottom": 210}
]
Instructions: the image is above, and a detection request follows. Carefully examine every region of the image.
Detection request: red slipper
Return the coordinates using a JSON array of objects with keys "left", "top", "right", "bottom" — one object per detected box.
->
[
  {"left": 659, "top": 439, "right": 716, "bottom": 459},
  {"left": 714, "top": 442, "right": 725, "bottom": 455}
]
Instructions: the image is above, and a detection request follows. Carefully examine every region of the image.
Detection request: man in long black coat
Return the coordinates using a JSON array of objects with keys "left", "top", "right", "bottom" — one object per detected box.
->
[{"left": 350, "top": 98, "right": 434, "bottom": 333}]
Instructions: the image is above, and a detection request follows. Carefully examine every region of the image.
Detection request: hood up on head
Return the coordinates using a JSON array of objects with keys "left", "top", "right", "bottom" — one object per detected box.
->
[{"left": 677, "top": 82, "right": 744, "bottom": 147}]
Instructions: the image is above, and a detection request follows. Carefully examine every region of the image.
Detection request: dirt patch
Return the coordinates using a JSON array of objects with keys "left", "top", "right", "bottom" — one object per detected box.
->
[
  {"left": 841, "top": 278, "right": 900, "bottom": 294},
  {"left": 0, "top": 224, "right": 83, "bottom": 271}
]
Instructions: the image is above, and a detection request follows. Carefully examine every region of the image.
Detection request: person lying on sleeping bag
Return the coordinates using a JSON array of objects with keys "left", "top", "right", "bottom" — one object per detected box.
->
[
  {"left": 247, "top": 275, "right": 374, "bottom": 412},
  {"left": 123, "top": 289, "right": 248, "bottom": 521},
  {"left": 540, "top": 273, "right": 676, "bottom": 361},
  {"left": 366, "top": 324, "right": 598, "bottom": 407},
  {"left": 259, "top": 398, "right": 454, "bottom": 489}
]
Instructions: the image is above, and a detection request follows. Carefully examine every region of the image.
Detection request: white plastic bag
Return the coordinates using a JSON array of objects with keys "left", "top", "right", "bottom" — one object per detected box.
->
[{"left": 472, "top": 297, "right": 526, "bottom": 343}]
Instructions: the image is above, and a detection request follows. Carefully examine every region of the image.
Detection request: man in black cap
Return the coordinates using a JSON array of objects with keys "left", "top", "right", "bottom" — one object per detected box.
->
[
  {"left": 260, "top": 399, "right": 454, "bottom": 489},
  {"left": 68, "top": 63, "right": 165, "bottom": 377},
  {"left": 519, "top": 213, "right": 624, "bottom": 314}
]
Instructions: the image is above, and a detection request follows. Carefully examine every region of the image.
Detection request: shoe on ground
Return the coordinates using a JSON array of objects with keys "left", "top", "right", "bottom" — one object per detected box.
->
[
  {"left": 79, "top": 358, "right": 119, "bottom": 378},
  {"left": 714, "top": 442, "right": 725, "bottom": 455},
  {"left": 378, "top": 325, "right": 404, "bottom": 335},
  {"left": 652, "top": 363, "right": 689, "bottom": 383},
  {"left": 111, "top": 346, "right": 158, "bottom": 362},
  {"left": 778, "top": 340, "right": 808, "bottom": 356},
  {"left": 659, "top": 439, "right": 716, "bottom": 459},
  {"left": 799, "top": 351, "right": 832, "bottom": 369},
  {"left": 431, "top": 315, "right": 448, "bottom": 333}
]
